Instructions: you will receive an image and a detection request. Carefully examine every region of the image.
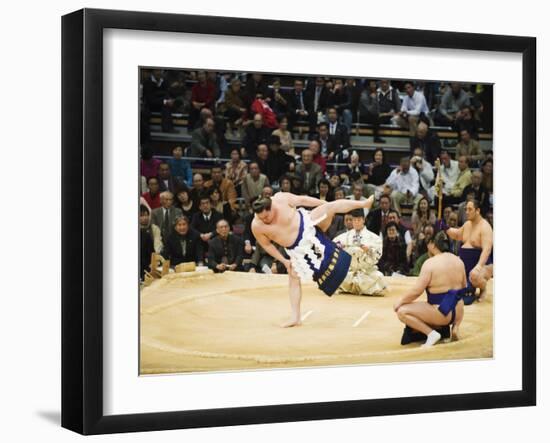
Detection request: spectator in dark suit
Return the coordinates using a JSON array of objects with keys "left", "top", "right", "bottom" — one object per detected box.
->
[
  {"left": 245, "top": 73, "right": 269, "bottom": 107},
  {"left": 326, "top": 107, "right": 351, "bottom": 159},
  {"left": 366, "top": 193, "right": 392, "bottom": 236},
  {"left": 295, "top": 149, "right": 322, "bottom": 195},
  {"left": 327, "top": 78, "right": 353, "bottom": 132},
  {"left": 265, "top": 135, "right": 295, "bottom": 185},
  {"left": 162, "top": 216, "right": 204, "bottom": 266},
  {"left": 305, "top": 77, "right": 330, "bottom": 134},
  {"left": 242, "top": 113, "right": 272, "bottom": 158},
  {"left": 151, "top": 191, "right": 183, "bottom": 243},
  {"left": 207, "top": 219, "right": 244, "bottom": 273},
  {"left": 139, "top": 205, "right": 155, "bottom": 279},
  {"left": 379, "top": 222, "right": 409, "bottom": 276},
  {"left": 141, "top": 69, "right": 175, "bottom": 132},
  {"left": 409, "top": 121, "right": 442, "bottom": 165},
  {"left": 191, "top": 196, "right": 223, "bottom": 252},
  {"left": 461, "top": 170, "right": 490, "bottom": 215},
  {"left": 187, "top": 117, "right": 220, "bottom": 158},
  {"left": 266, "top": 77, "right": 288, "bottom": 120},
  {"left": 287, "top": 79, "right": 310, "bottom": 133},
  {"left": 157, "top": 162, "right": 180, "bottom": 194},
  {"left": 359, "top": 79, "right": 385, "bottom": 143},
  {"left": 315, "top": 122, "right": 350, "bottom": 162}
]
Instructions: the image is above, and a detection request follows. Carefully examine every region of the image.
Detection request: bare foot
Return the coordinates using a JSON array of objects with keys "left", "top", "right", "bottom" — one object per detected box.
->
[
  {"left": 364, "top": 195, "right": 375, "bottom": 209},
  {"left": 281, "top": 318, "right": 302, "bottom": 328},
  {"left": 478, "top": 288, "right": 487, "bottom": 302}
]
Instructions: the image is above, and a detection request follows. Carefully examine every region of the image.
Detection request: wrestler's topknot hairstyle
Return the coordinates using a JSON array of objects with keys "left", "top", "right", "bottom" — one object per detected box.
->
[
  {"left": 252, "top": 196, "right": 272, "bottom": 213},
  {"left": 431, "top": 231, "right": 450, "bottom": 253}
]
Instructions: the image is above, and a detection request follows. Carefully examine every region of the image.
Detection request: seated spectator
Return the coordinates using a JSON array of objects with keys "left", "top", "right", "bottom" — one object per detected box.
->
[
  {"left": 394, "top": 81, "right": 430, "bottom": 136},
  {"left": 224, "top": 148, "right": 248, "bottom": 190},
  {"left": 377, "top": 79, "right": 402, "bottom": 127},
  {"left": 187, "top": 117, "right": 220, "bottom": 158},
  {"left": 411, "top": 196, "right": 436, "bottom": 238},
  {"left": 151, "top": 191, "right": 183, "bottom": 243},
  {"left": 367, "top": 193, "right": 392, "bottom": 236},
  {"left": 245, "top": 73, "right": 269, "bottom": 108},
  {"left": 296, "top": 149, "right": 323, "bottom": 195},
  {"left": 364, "top": 148, "right": 393, "bottom": 198},
  {"left": 248, "top": 242, "right": 288, "bottom": 274},
  {"left": 387, "top": 209, "right": 413, "bottom": 247},
  {"left": 157, "top": 161, "right": 180, "bottom": 194},
  {"left": 162, "top": 216, "right": 204, "bottom": 267},
  {"left": 242, "top": 113, "right": 272, "bottom": 158},
  {"left": 266, "top": 135, "right": 295, "bottom": 185},
  {"left": 385, "top": 156, "right": 422, "bottom": 214},
  {"left": 139, "top": 205, "right": 156, "bottom": 279},
  {"left": 333, "top": 208, "right": 385, "bottom": 295},
  {"left": 447, "top": 155, "right": 472, "bottom": 204},
  {"left": 191, "top": 196, "right": 223, "bottom": 253},
  {"left": 410, "top": 146, "right": 435, "bottom": 201},
  {"left": 287, "top": 78, "right": 310, "bottom": 133},
  {"left": 219, "top": 78, "right": 247, "bottom": 132},
  {"left": 434, "top": 82, "right": 471, "bottom": 128},
  {"left": 272, "top": 115, "right": 295, "bottom": 156},
  {"left": 359, "top": 79, "right": 385, "bottom": 143},
  {"left": 188, "top": 70, "right": 216, "bottom": 131},
  {"left": 456, "top": 105, "right": 480, "bottom": 140},
  {"left": 461, "top": 170, "right": 490, "bottom": 215},
  {"left": 455, "top": 129, "right": 485, "bottom": 167},
  {"left": 142, "top": 176, "right": 161, "bottom": 209},
  {"left": 410, "top": 224, "right": 435, "bottom": 276},
  {"left": 309, "top": 139, "right": 327, "bottom": 174},
  {"left": 277, "top": 175, "right": 292, "bottom": 193},
  {"left": 333, "top": 186, "right": 346, "bottom": 200},
  {"left": 327, "top": 78, "right": 353, "bottom": 132},
  {"left": 204, "top": 164, "right": 237, "bottom": 211},
  {"left": 254, "top": 143, "right": 269, "bottom": 175},
  {"left": 140, "top": 145, "right": 161, "bottom": 180},
  {"left": 251, "top": 95, "right": 279, "bottom": 129},
  {"left": 241, "top": 161, "right": 269, "bottom": 205},
  {"left": 190, "top": 173, "right": 206, "bottom": 207},
  {"left": 481, "top": 158, "right": 493, "bottom": 201},
  {"left": 174, "top": 187, "right": 196, "bottom": 219},
  {"left": 314, "top": 178, "right": 334, "bottom": 202},
  {"left": 266, "top": 78, "right": 288, "bottom": 121},
  {"left": 447, "top": 211, "right": 461, "bottom": 254},
  {"left": 209, "top": 187, "right": 236, "bottom": 227},
  {"left": 346, "top": 182, "right": 369, "bottom": 217},
  {"left": 167, "top": 146, "right": 193, "bottom": 187},
  {"left": 433, "top": 150, "right": 459, "bottom": 206},
  {"left": 334, "top": 211, "right": 355, "bottom": 237},
  {"left": 329, "top": 174, "right": 343, "bottom": 190},
  {"left": 141, "top": 69, "right": 175, "bottom": 133},
  {"left": 315, "top": 122, "right": 350, "bottom": 162},
  {"left": 409, "top": 121, "right": 441, "bottom": 165},
  {"left": 207, "top": 219, "right": 244, "bottom": 273},
  {"left": 306, "top": 76, "right": 330, "bottom": 135},
  {"left": 379, "top": 222, "right": 409, "bottom": 276},
  {"left": 139, "top": 203, "right": 162, "bottom": 254},
  {"left": 341, "top": 150, "right": 365, "bottom": 188}
]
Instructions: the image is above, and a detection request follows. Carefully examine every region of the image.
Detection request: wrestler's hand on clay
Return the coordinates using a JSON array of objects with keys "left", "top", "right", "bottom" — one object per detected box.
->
[{"left": 393, "top": 298, "right": 403, "bottom": 312}]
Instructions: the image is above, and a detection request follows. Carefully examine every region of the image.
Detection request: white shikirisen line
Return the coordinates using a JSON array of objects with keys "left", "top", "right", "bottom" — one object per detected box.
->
[
  {"left": 352, "top": 310, "right": 371, "bottom": 328},
  {"left": 301, "top": 310, "right": 314, "bottom": 322}
]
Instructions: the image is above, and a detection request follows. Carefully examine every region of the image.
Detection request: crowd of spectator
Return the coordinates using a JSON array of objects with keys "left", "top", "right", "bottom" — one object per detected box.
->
[{"left": 139, "top": 69, "right": 494, "bottom": 281}]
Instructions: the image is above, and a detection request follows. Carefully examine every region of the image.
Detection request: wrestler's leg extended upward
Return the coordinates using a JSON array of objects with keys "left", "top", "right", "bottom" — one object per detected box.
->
[{"left": 282, "top": 196, "right": 374, "bottom": 328}]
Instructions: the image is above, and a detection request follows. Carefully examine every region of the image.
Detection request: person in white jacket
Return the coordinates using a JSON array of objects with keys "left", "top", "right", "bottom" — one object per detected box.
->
[
  {"left": 411, "top": 146, "right": 435, "bottom": 202},
  {"left": 333, "top": 209, "right": 386, "bottom": 295}
]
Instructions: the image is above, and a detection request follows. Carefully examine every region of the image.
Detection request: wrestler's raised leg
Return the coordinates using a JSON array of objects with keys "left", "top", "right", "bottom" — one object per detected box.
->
[
  {"left": 311, "top": 195, "right": 375, "bottom": 232},
  {"left": 282, "top": 271, "right": 302, "bottom": 328}
]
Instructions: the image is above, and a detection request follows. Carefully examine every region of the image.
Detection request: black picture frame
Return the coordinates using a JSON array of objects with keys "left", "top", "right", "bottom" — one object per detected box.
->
[{"left": 62, "top": 8, "right": 537, "bottom": 435}]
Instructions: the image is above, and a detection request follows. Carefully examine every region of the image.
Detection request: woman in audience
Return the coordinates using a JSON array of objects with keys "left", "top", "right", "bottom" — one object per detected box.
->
[
  {"left": 314, "top": 178, "right": 334, "bottom": 201},
  {"left": 365, "top": 148, "right": 393, "bottom": 198},
  {"left": 162, "top": 216, "right": 204, "bottom": 267},
  {"left": 209, "top": 187, "right": 235, "bottom": 227},
  {"left": 271, "top": 115, "right": 295, "bottom": 157},
  {"left": 411, "top": 196, "right": 436, "bottom": 238},
  {"left": 174, "top": 187, "right": 196, "bottom": 219},
  {"left": 224, "top": 148, "right": 248, "bottom": 191},
  {"left": 279, "top": 175, "right": 294, "bottom": 194},
  {"left": 379, "top": 222, "right": 409, "bottom": 276}
]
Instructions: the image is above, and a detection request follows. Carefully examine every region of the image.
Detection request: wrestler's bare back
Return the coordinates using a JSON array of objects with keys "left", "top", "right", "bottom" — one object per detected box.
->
[
  {"left": 423, "top": 253, "right": 467, "bottom": 294},
  {"left": 251, "top": 193, "right": 301, "bottom": 247}
]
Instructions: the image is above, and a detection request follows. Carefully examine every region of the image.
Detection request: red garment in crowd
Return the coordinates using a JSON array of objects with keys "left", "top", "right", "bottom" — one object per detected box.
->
[
  {"left": 191, "top": 81, "right": 216, "bottom": 108},
  {"left": 141, "top": 191, "right": 161, "bottom": 209},
  {"left": 140, "top": 158, "right": 161, "bottom": 180},
  {"left": 313, "top": 152, "right": 327, "bottom": 174},
  {"left": 251, "top": 98, "right": 278, "bottom": 129}
]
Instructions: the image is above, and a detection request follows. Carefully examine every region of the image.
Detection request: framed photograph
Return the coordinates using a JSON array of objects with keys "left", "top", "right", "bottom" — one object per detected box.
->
[{"left": 62, "top": 8, "right": 536, "bottom": 435}]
